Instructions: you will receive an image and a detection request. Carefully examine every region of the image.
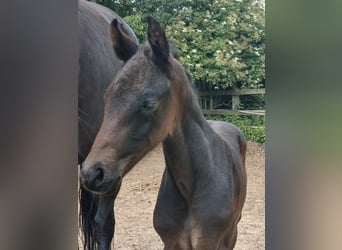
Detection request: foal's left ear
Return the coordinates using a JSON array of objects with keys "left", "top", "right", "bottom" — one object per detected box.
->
[{"left": 147, "top": 16, "right": 170, "bottom": 66}]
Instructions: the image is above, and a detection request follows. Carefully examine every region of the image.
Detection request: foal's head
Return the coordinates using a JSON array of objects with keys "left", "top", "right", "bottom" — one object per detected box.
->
[{"left": 81, "top": 17, "right": 192, "bottom": 194}]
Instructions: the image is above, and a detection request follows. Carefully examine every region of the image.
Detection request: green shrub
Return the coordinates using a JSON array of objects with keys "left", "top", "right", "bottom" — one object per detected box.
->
[{"left": 205, "top": 114, "right": 265, "bottom": 143}]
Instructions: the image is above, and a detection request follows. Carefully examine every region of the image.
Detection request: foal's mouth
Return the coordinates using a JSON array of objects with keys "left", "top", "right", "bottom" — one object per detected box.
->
[
  {"left": 80, "top": 161, "right": 123, "bottom": 196},
  {"left": 81, "top": 151, "right": 147, "bottom": 195},
  {"left": 81, "top": 174, "right": 122, "bottom": 196}
]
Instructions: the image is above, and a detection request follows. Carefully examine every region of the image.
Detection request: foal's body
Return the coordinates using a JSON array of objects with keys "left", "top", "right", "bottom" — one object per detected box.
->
[
  {"left": 81, "top": 16, "right": 247, "bottom": 250},
  {"left": 154, "top": 104, "right": 247, "bottom": 249}
]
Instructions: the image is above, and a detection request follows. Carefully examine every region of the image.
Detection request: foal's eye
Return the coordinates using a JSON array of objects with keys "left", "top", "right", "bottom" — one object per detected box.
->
[{"left": 142, "top": 99, "right": 158, "bottom": 111}]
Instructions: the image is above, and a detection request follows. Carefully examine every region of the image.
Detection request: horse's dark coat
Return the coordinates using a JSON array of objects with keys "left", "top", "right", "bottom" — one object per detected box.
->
[
  {"left": 81, "top": 16, "right": 247, "bottom": 249},
  {"left": 78, "top": 0, "right": 137, "bottom": 162},
  {"left": 78, "top": 1, "right": 137, "bottom": 249}
]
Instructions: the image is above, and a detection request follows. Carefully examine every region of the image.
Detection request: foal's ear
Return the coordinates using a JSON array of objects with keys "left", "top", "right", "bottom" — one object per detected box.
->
[
  {"left": 147, "top": 16, "right": 169, "bottom": 66},
  {"left": 110, "top": 18, "right": 138, "bottom": 62}
]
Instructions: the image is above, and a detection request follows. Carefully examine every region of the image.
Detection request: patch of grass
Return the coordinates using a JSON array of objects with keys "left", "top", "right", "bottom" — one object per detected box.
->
[{"left": 205, "top": 114, "right": 265, "bottom": 143}]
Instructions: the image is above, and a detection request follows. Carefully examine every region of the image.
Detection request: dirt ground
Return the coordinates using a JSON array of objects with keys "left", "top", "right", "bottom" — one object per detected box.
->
[{"left": 112, "top": 141, "right": 265, "bottom": 249}]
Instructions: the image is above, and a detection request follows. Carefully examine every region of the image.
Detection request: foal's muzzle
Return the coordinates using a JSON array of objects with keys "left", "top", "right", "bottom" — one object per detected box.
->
[{"left": 80, "top": 162, "right": 121, "bottom": 195}]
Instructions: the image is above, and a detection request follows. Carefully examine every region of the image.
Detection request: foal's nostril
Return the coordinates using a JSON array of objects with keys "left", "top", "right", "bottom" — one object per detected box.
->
[
  {"left": 81, "top": 162, "right": 106, "bottom": 188},
  {"left": 94, "top": 166, "right": 104, "bottom": 183}
]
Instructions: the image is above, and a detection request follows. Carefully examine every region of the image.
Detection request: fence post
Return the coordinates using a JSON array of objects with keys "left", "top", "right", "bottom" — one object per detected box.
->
[{"left": 232, "top": 87, "right": 240, "bottom": 110}]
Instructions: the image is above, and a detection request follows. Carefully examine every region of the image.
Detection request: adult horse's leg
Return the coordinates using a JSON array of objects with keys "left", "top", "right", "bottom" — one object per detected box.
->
[
  {"left": 79, "top": 186, "right": 98, "bottom": 250},
  {"left": 79, "top": 186, "right": 115, "bottom": 250},
  {"left": 95, "top": 195, "right": 116, "bottom": 250}
]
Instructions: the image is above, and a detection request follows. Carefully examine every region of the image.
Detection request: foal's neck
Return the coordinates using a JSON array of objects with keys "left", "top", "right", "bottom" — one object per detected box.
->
[{"left": 162, "top": 75, "right": 220, "bottom": 200}]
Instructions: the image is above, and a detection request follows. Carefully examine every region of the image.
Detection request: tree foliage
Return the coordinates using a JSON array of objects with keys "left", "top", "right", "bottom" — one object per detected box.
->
[
  {"left": 91, "top": 0, "right": 265, "bottom": 89},
  {"left": 89, "top": 0, "right": 135, "bottom": 17},
  {"left": 165, "top": 0, "right": 265, "bottom": 89}
]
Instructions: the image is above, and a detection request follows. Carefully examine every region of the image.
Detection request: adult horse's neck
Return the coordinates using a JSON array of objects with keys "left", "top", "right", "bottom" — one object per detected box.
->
[{"left": 162, "top": 68, "right": 225, "bottom": 201}]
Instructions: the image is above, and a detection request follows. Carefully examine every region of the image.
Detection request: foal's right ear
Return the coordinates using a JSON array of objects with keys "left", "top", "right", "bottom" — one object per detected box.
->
[{"left": 110, "top": 19, "right": 138, "bottom": 62}]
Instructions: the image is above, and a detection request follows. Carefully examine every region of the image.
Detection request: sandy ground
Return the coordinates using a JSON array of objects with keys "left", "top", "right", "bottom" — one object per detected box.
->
[{"left": 111, "top": 141, "right": 265, "bottom": 249}]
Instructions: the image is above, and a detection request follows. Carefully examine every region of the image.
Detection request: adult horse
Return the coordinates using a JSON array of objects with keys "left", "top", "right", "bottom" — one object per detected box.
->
[
  {"left": 81, "top": 16, "right": 247, "bottom": 249},
  {"left": 78, "top": 1, "right": 137, "bottom": 249}
]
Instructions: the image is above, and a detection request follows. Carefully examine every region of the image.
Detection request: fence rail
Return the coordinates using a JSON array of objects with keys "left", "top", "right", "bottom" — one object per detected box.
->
[
  {"left": 199, "top": 88, "right": 265, "bottom": 116},
  {"left": 200, "top": 88, "right": 265, "bottom": 96}
]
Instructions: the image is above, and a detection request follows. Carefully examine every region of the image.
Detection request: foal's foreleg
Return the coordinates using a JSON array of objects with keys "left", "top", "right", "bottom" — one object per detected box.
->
[
  {"left": 191, "top": 211, "right": 236, "bottom": 250},
  {"left": 192, "top": 229, "right": 233, "bottom": 250},
  {"left": 95, "top": 195, "right": 115, "bottom": 250},
  {"left": 153, "top": 168, "right": 188, "bottom": 249}
]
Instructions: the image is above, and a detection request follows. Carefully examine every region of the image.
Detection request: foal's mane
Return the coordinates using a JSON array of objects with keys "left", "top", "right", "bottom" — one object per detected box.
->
[{"left": 170, "top": 44, "right": 199, "bottom": 99}]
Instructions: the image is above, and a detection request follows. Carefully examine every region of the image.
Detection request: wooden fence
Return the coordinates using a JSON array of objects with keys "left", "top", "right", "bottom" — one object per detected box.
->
[{"left": 199, "top": 88, "right": 265, "bottom": 116}]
